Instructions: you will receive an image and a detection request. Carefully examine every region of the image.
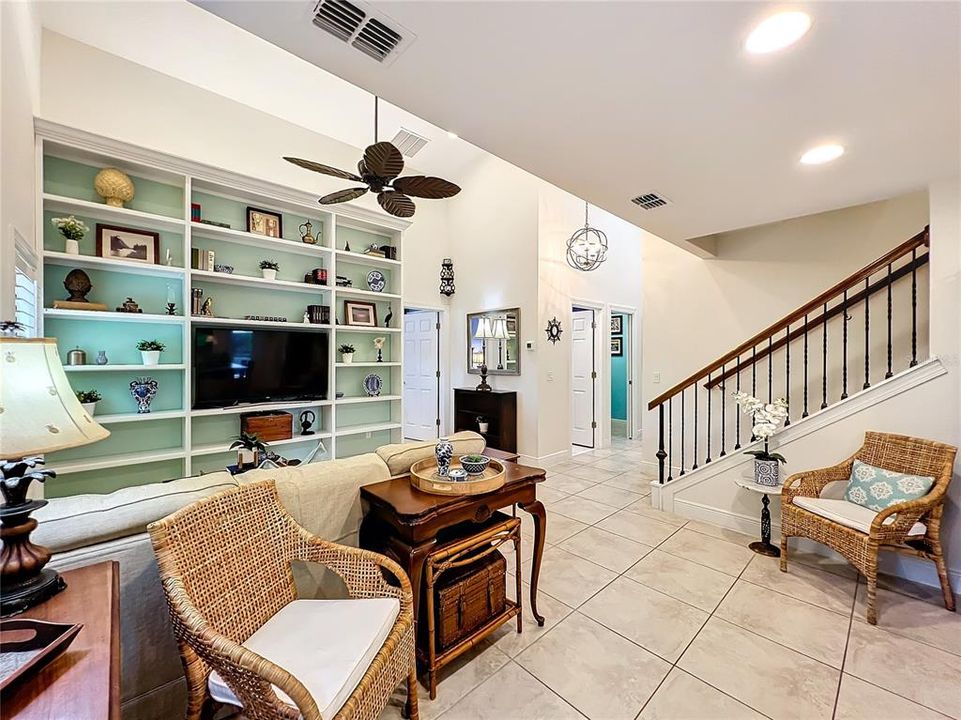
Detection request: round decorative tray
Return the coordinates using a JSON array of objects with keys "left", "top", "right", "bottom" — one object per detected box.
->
[{"left": 409, "top": 457, "right": 506, "bottom": 496}]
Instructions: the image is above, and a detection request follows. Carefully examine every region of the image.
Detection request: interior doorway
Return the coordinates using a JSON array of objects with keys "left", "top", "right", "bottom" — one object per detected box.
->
[
  {"left": 610, "top": 310, "right": 633, "bottom": 440},
  {"left": 571, "top": 306, "right": 597, "bottom": 449},
  {"left": 403, "top": 308, "right": 440, "bottom": 440}
]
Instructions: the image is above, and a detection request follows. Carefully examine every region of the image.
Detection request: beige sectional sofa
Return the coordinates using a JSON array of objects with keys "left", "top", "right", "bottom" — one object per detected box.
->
[{"left": 33, "top": 432, "right": 485, "bottom": 720}]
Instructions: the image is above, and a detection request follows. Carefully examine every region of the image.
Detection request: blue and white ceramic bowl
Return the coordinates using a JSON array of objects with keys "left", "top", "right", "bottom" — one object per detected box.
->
[
  {"left": 459, "top": 454, "right": 491, "bottom": 475},
  {"left": 447, "top": 468, "right": 469, "bottom": 482}
]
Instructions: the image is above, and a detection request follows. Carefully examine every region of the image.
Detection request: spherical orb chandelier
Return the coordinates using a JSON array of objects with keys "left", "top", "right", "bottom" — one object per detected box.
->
[{"left": 566, "top": 202, "right": 608, "bottom": 272}]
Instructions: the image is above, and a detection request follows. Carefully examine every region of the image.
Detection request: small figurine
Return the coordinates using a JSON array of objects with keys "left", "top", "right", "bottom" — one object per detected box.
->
[
  {"left": 200, "top": 297, "right": 213, "bottom": 317},
  {"left": 303, "top": 310, "right": 310, "bottom": 324},
  {"left": 64, "top": 269, "right": 93, "bottom": 303},
  {"left": 116, "top": 297, "right": 143, "bottom": 313},
  {"left": 384, "top": 305, "right": 393, "bottom": 328},
  {"left": 373, "top": 336, "right": 386, "bottom": 363},
  {"left": 299, "top": 410, "right": 316, "bottom": 436}
]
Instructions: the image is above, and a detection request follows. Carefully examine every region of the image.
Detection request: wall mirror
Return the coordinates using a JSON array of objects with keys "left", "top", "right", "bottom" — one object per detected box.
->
[{"left": 467, "top": 308, "right": 521, "bottom": 376}]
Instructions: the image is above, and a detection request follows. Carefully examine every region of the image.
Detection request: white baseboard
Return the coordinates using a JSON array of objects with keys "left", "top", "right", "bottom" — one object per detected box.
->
[{"left": 519, "top": 447, "right": 570, "bottom": 468}]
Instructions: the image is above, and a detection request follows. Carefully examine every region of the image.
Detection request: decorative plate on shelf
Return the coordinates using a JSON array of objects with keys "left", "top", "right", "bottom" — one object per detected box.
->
[
  {"left": 363, "top": 373, "right": 382, "bottom": 397},
  {"left": 366, "top": 270, "right": 386, "bottom": 293}
]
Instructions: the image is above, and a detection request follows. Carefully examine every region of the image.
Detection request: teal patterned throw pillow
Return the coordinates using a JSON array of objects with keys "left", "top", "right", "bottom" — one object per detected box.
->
[{"left": 843, "top": 459, "right": 935, "bottom": 511}]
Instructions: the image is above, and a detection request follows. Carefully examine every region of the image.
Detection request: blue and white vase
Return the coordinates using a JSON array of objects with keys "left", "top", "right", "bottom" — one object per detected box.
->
[
  {"left": 95, "top": 350, "right": 109, "bottom": 365},
  {"left": 435, "top": 437, "right": 454, "bottom": 477},
  {"left": 130, "top": 377, "right": 158, "bottom": 414}
]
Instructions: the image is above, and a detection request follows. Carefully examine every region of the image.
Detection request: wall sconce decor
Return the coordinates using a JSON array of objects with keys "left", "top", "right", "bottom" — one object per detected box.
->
[
  {"left": 545, "top": 317, "right": 563, "bottom": 344},
  {"left": 439, "top": 258, "right": 455, "bottom": 296}
]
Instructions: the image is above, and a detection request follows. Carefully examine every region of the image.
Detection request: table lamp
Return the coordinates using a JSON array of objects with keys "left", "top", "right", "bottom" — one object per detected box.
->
[
  {"left": 491, "top": 316, "right": 510, "bottom": 370},
  {"left": 0, "top": 332, "right": 110, "bottom": 615},
  {"left": 473, "top": 317, "right": 495, "bottom": 392}
]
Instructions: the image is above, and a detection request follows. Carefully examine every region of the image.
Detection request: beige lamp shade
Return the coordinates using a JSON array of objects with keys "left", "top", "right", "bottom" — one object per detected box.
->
[
  {"left": 490, "top": 317, "right": 510, "bottom": 340},
  {"left": 0, "top": 337, "right": 110, "bottom": 458},
  {"left": 473, "top": 317, "right": 496, "bottom": 340}
]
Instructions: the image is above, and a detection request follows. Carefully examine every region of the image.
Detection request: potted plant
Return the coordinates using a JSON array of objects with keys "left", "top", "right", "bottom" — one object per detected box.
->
[
  {"left": 259, "top": 259, "right": 279, "bottom": 281},
  {"left": 75, "top": 389, "right": 102, "bottom": 416},
  {"left": 136, "top": 339, "right": 166, "bottom": 366},
  {"left": 477, "top": 415, "right": 489, "bottom": 434},
  {"left": 51, "top": 215, "right": 89, "bottom": 255},
  {"left": 339, "top": 343, "right": 356, "bottom": 364},
  {"left": 733, "top": 392, "right": 789, "bottom": 486},
  {"left": 229, "top": 432, "right": 268, "bottom": 469}
]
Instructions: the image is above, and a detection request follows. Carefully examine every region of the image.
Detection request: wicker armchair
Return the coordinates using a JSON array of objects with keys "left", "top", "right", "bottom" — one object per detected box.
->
[
  {"left": 148, "top": 480, "right": 418, "bottom": 720},
  {"left": 780, "top": 431, "right": 957, "bottom": 625}
]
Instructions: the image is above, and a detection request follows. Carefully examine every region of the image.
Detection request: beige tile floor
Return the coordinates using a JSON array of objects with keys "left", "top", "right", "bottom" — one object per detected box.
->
[{"left": 382, "top": 437, "right": 960, "bottom": 720}]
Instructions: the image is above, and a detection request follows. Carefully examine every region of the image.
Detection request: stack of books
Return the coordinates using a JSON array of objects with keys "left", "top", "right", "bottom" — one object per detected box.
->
[{"left": 191, "top": 248, "right": 216, "bottom": 270}]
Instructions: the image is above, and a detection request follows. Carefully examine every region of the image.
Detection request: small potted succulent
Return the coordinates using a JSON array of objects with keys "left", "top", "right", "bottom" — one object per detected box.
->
[
  {"left": 733, "top": 392, "right": 789, "bottom": 486},
  {"left": 230, "top": 432, "right": 268, "bottom": 469},
  {"left": 259, "top": 259, "right": 280, "bottom": 281},
  {"left": 75, "top": 389, "right": 102, "bottom": 416},
  {"left": 339, "top": 343, "right": 356, "bottom": 364},
  {"left": 136, "top": 339, "right": 166, "bottom": 366},
  {"left": 51, "top": 215, "right": 89, "bottom": 255},
  {"left": 477, "top": 415, "right": 489, "bottom": 434}
]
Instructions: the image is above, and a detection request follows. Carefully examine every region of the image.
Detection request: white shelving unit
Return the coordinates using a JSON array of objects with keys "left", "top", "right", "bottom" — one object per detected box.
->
[{"left": 36, "top": 121, "right": 408, "bottom": 492}]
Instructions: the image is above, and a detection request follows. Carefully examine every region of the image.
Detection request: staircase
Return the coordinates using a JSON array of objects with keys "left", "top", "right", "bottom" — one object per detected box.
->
[{"left": 648, "top": 227, "right": 931, "bottom": 485}]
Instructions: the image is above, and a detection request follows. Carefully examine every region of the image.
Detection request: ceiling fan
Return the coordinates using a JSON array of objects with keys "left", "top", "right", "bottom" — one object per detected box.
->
[{"left": 284, "top": 97, "right": 461, "bottom": 218}]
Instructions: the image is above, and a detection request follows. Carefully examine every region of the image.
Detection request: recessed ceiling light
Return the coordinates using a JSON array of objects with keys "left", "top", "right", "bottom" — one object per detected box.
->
[
  {"left": 447, "top": 131, "right": 459, "bottom": 140},
  {"left": 800, "top": 144, "right": 845, "bottom": 165},
  {"left": 745, "top": 11, "right": 812, "bottom": 54}
]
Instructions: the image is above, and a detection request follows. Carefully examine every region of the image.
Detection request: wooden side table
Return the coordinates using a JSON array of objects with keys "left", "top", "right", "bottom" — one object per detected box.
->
[
  {"left": 734, "top": 478, "right": 783, "bottom": 557},
  {"left": 2, "top": 561, "right": 121, "bottom": 720}
]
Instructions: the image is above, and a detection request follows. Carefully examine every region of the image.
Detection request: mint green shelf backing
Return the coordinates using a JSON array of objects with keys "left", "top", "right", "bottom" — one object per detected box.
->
[
  {"left": 190, "top": 236, "right": 330, "bottom": 283},
  {"left": 48, "top": 418, "right": 184, "bottom": 463},
  {"left": 336, "top": 430, "right": 396, "bottom": 458},
  {"left": 336, "top": 365, "right": 395, "bottom": 398},
  {"left": 336, "top": 403, "right": 392, "bottom": 427},
  {"left": 337, "top": 226, "right": 394, "bottom": 254},
  {"left": 335, "top": 332, "right": 393, "bottom": 362},
  {"left": 191, "top": 280, "right": 331, "bottom": 323},
  {"left": 67, "top": 371, "right": 183, "bottom": 416},
  {"left": 43, "top": 209, "right": 186, "bottom": 267},
  {"left": 335, "top": 298, "right": 397, "bottom": 329},
  {"left": 336, "top": 265, "right": 396, "bottom": 294},
  {"left": 47, "top": 459, "right": 186, "bottom": 498},
  {"left": 43, "top": 156, "right": 183, "bottom": 218},
  {"left": 192, "top": 191, "right": 325, "bottom": 245},
  {"left": 44, "top": 315, "right": 183, "bottom": 366},
  {"left": 191, "top": 404, "right": 330, "bottom": 445},
  {"left": 44, "top": 265, "right": 185, "bottom": 319}
]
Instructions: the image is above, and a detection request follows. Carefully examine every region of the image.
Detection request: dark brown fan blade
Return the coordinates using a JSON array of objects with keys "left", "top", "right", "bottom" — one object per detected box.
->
[
  {"left": 392, "top": 176, "right": 461, "bottom": 199},
  {"left": 377, "top": 191, "right": 415, "bottom": 218},
  {"left": 284, "top": 156, "right": 363, "bottom": 182},
  {"left": 363, "top": 142, "right": 405, "bottom": 180},
  {"left": 318, "top": 187, "right": 368, "bottom": 204}
]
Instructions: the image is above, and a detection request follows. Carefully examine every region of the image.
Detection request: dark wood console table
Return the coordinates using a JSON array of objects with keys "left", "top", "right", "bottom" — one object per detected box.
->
[
  {"left": 359, "top": 458, "right": 546, "bottom": 629},
  {"left": 2, "top": 561, "right": 120, "bottom": 720}
]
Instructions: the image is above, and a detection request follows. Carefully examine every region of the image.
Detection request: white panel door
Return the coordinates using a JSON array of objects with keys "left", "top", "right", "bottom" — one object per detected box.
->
[
  {"left": 571, "top": 309, "right": 595, "bottom": 448},
  {"left": 403, "top": 311, "right": 439, "bottom": 440}
]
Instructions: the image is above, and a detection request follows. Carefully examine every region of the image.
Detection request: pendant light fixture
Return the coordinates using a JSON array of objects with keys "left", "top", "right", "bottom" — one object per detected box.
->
[{"left": 566, "top": 202, "right": 608, "bottom": 271}]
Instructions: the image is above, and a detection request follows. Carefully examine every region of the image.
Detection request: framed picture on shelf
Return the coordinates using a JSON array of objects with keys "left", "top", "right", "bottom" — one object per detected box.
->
[
  {"left": 95, "top": 224, "right": 161, "bottom": 265},
  {"left": 611, "top": 315, "right": 622, "bottom": 335},
  {"left": 344, "top": 300, "right": 378, "bottom": 327},
  {"left": 611, "top": 337, "right": 623, "bottom": 356},
  {"left": 246, "top": 206, "right": 283, "bottom": 238}
]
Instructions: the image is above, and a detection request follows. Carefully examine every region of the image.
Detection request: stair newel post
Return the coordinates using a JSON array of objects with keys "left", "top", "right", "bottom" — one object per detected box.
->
[
  {"left": 679, "top": 388, "right": 686, "bottom": 477},
  {"left": 784, "top": 323, "right": 791, "bottom": 426},
  {"left": 841, "top": 289, "right": 849, "bottom": 400},
  {"left": 821, "top": 302, "right": 829, "bottom": 410},
  {"left": 656, "top": 403, "right": 667, "bottom": 485},
  {"left": 886, "top": 263, "right": 894, "bottom": 379},
  {"left": 720, "top": 364, "right": 727, "bottom": 457},
  {"left": 910, "top": 248, "right": 918, "bottom": 367},
  {"left": 667, "top": 396, "right": 673, "bottom": 482},
  {"left": 734, "top": 355, "right": 742, "bottom": 450},
  {"left": 692, "top": 381, "right": 699, "bottom": 471},
  {"left": 705, "top": 373, "right": 712, "bottom": 464},
  {"left": 863, "top": 276, "right": 871, "bottom": 390},
  {"left": 802, "top": 313, "right": 810, "bottom": 418}
]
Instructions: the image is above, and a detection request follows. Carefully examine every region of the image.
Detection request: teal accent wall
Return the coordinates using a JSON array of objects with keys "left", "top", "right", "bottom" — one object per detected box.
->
[
  {"left": 192, "top": 191, "right": 325, "bottom": 245},
  {"left": 611, "top": 315, "right": 628, "bottom": 421}
]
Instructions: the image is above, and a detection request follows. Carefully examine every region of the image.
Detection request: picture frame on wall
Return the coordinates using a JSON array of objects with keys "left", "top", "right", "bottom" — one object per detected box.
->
[
  {"left": 344, "top": 300, "right": 378, "bottom": 327},
  {"left": 95, "top": 223, "right": 161, "bottom": 265},
  {"left": 611, "top": 315, "right": 623, "bottom": 335},
  {"left": 246, "top": 206, "right": 283, "bottom": 238},
  {"left": 611, "top": 337, "right": 623, "bottom": 356}
]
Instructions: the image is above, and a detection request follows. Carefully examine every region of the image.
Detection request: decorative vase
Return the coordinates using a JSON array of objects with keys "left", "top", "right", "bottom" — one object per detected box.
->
[
  {"left": 95, "top": 350, "right": 109, "bottom": 365},
  {"left": 94, "top": 167, "right": 135, "bottom": 208},
  {"left": 478, "top": 421, "right": 489, "bottom": 434},
  {"left": 435, "top": 438, "right": 454, "bottom": 478},
  {"left": 129, "top": 377, "right": 158, "bottom": 414},
  {"left": 65, "top": 238, "right": 80, "bottom": 255},
  {"left": 342, "top": 352, "right": 354, "bottom": 364},
  {"left": 262, "top": 269, "right": 277, "bottom": 281},
  {"left": 754, "top": 459, "right": 780, "bottom": 487},
  {"left": 141, "top": 350, "right": 161, "bottom": 366},
  {"left": 81, "top": 401, "right": 97, "bottom": 416}
]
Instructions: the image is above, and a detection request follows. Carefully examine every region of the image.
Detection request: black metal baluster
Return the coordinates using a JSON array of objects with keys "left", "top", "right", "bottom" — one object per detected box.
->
[
  {"left": 679, "top": 389, "right": 686, "bottom": 476},
  {"left": 693, "top": 383, "right": 699, "bottom": 470},
  {"left": 706, "top": 373, "right": 712, "bottom": 464},
  {"left": 863, "top": 276, "right": 871, "bottom": 390},
  {"left": 667, "top": 396, "right": 673, "bottom": 482},
  {"left": 784, "top": 324, "right": 791, "bottom": 426},
  {"left": 768, "top": 336, "right": 773, "bottom": 402},
  {"left": 886, "top": 263, "right": 894, "bottom": 379},
  {"left": 821, "top": 302, "right": 828, "bottom": 410},
  {"left": 734, "top": 355, "right": 742, "bottom": 450},
  {"left": 657, "top": 404, "right": 667, "bottom": 485},
  {"left": 841, "top": 290, "right": 849, "bottom": 400},
  {"left": 910, "top": 248, "right": 918, "bottom": 366},
  {"left": 802, "top": 313, "right": 810, "bottom": 417},
  {"left": 720, "top": 364, "right": 727, "bottom": 456},
  {"left": 752, "top": 346, "right": 757, "bottom": 397}
]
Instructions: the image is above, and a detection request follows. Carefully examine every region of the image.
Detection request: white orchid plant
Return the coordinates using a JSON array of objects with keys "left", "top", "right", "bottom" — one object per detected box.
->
[{"left": 732, "top": 392, "right": 789, "bottom": 464}]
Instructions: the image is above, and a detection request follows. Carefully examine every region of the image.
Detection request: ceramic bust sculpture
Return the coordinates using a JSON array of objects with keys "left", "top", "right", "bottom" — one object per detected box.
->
[{"left": 94, "top": 167, "right": 135, "bottom": 208}]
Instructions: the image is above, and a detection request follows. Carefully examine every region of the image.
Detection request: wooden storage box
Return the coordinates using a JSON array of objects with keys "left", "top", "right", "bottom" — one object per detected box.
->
[
  {"left": 435, "top": 552, "right": 506, "bottom": 650},
  {"left": 240, "top": 411, "right": 293, "bottom": 442}
]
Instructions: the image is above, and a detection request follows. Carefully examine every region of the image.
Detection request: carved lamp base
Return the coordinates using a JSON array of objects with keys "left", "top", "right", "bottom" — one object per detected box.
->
[
  {"left": 475, "top": 364, "right": 492, "bottom": 392},
  {"left": 1, "top": 497, "right": 66, "bottom": 617}
]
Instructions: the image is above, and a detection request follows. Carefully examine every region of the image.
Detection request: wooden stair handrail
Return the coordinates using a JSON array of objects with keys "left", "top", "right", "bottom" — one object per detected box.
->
[{"left": 648, "top": 226, "right": 929, "bottom": 410}]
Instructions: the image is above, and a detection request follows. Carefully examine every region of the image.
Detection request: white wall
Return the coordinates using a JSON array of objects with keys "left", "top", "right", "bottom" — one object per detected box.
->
[{"left": 0, "top": 1, "right": 41, "bottom": 319}]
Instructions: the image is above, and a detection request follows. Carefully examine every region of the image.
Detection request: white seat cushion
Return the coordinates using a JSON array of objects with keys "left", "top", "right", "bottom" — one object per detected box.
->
[
  {"left": 793, "top": 497, "right": 926, "bottom": 536},
  {"left": 208, "top": 598, "right": 400, "bottom": 719}
]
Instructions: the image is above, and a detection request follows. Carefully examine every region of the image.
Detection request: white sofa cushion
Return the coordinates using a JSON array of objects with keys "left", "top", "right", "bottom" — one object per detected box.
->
[
  {"left": 208, "top": 598, "right": 400, "bottom": 719},
  {"left": 793, "top": 497, "right": 926, "bottom": 536}
]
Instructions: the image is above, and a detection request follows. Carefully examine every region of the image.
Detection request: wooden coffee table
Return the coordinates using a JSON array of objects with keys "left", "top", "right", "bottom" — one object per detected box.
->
[{"left": 359, "top": 452, "right": 547, "bottom": 627}]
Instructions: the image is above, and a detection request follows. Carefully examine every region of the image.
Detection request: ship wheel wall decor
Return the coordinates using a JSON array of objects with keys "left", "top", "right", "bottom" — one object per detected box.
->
[
  {"left": 545, "top": 317, "right": 563, "bottom": 344},
  {"left": 567, "top": 201, "right": 608, "bottom": 271},
  {"left": 284, "top": 96, "right": 461, "bottom": 218}
]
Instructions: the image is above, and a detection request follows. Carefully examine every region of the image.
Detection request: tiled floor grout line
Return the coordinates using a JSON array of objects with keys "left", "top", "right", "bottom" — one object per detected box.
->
[{"left": 831, "top": 573, "right": 861, "bottom": 720}]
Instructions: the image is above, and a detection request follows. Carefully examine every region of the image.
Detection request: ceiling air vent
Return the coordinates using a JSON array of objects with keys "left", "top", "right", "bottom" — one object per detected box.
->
[
  {"left": 390, "top": 128, "right": 429, "bottom": 157},
  {"left": 312, "top": 0, "right": 412, "bottom": 64},
  {"left": 631, "top": 192, "right": 671, "bottom": 210}
]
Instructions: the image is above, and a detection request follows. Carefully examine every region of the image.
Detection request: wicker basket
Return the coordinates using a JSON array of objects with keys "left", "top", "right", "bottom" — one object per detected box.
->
[{"left": 435, "top": 552, "right": 506, "bottom": 650}]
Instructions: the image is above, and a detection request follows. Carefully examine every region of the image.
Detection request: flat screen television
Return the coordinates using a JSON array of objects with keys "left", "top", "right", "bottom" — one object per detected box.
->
[{"left": 192, "top": 326, "right": 328, "bottom": 409}]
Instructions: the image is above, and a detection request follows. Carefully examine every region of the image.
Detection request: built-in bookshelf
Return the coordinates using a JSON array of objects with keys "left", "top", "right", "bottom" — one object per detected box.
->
[{"left": 36, "top": 122, "right": 407, "bottom": 497}]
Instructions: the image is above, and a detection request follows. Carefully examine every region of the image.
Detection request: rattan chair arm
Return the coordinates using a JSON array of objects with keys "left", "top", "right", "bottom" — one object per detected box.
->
[
  {"left": 870, "top": 487, "right": 946, "bottom": 538},
  {"left": 782, "top": 458, "right": 854, "bottom": 504}
]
